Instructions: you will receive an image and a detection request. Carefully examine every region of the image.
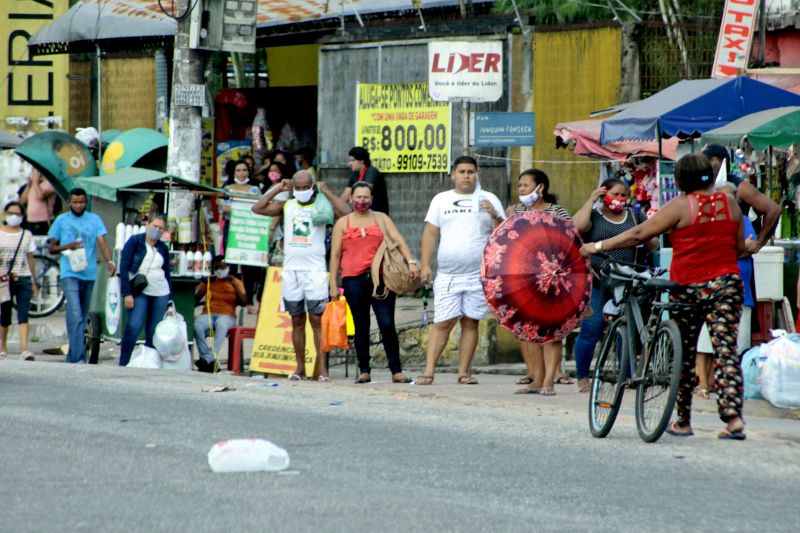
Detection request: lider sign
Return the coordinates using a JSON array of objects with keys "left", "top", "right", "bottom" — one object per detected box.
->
[{"left": 428, "top": 41, "right": 503, "bottom": 103}]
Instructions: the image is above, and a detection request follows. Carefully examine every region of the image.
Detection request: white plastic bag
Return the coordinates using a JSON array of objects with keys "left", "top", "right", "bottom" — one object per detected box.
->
[
  {"left": 63, "top": 247, "right": 88, "bottom": 273},
  {"left": 207, "top": 439, "right": 290, "bottom": 473},
  {"left": 127, "top": 345, "right": 161, "bottom": 369},
  {"left": 760, "top": 332, "right": 800, "bottom": 408},
  {"left": 153, "top": 301, "right": 188, "bottom": 362}
]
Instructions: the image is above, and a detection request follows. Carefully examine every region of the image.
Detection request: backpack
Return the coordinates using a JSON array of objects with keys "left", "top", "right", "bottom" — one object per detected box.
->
[{"left": 370, "top": 214, "right": 421, "bottom": 298}]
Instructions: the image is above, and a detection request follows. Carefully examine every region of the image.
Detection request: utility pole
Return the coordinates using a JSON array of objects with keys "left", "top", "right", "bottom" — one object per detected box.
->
[{"left": 166, "top": 0, "right": 204, "bottom": 183}]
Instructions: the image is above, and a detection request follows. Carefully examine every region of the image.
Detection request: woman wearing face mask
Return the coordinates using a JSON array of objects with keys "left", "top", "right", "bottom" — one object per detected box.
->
[
  {"left": 0, "top": 202, "right": 38, "bottom": 360},
  {"left": 118, "top": 215, "right": 172, "bottom": 367},
  {"left": 220, "top": 160, "right": 264, "bottom": 314},
  {"left": 507, "top": 169, "right": 573, "bottom": 396},
  {"left": 572, "top": 178, "right": 658, "bottom": 392},
  {"left": 329, "top": 182, "right": 419, "bottom": 384}
]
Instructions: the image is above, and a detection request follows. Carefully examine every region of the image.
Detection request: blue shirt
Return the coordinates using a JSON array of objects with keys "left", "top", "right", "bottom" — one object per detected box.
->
[{"left": 48, "top": 211, "right": 108, "bottom": 280}]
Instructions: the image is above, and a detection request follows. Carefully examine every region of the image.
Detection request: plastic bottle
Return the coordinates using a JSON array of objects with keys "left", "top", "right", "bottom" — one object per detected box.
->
[
  {"left": 193, "top": 251, "right": 203, "bottom": 278},
  {"left": 178, "top": 250, "right": 188, "bottom": 276},
  {"left": 207, "top": 439, "right": 290, "bottom": 473},
  {"left": 202, "top": 251, "right": 212, "bottom": 277},
  {"left": 115, "top": 223, "right": 125, "bottom": 250}
]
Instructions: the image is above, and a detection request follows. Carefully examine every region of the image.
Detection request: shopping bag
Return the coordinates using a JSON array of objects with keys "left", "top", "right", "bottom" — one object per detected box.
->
[
  {"left": 760, "top": 331, "right": 800, "bottom": 408},
  {"left": 345, "top": 299, "right": 355, "bottom": 337},
  {"left": 321, "top": 297, "right": 349, "bottom": 352},
  {"left": 127, "top": 345, "right": 161, "bottom": 369},
  {"left": 153, "top": 301, "right": 189, "bottom": 362}
]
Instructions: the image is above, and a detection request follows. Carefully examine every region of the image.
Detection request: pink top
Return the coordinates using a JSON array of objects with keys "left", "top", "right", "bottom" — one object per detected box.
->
[
  {"left": 341, "top": 215, "right": 384, "bottom": 278},
  {"left": 27, "top": 179, "right": 56, "bottom": 223}
]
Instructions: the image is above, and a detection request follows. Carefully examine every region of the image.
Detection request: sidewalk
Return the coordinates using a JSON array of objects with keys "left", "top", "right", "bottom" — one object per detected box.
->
[{"left": 6, "top": 300, "right": 799, "bottom": 422}]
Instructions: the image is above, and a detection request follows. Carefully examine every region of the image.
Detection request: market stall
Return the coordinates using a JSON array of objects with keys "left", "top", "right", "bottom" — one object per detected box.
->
[{"left": 72, "top": 167, "right": 224, "bottom": 363}]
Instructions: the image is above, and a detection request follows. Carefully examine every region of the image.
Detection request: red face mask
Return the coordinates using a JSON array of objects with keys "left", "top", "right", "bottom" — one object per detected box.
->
[
  {"left": 352, "top": 198, "right": 372, "bottom": 213},
  {"left": 603, "top": 194, "right": 627, "bottom": 213}
]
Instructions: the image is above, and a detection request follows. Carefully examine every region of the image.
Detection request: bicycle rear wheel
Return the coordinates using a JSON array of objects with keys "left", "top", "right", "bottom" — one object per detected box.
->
[
  {"left": 589, "top": 317, "right": 627, "bottom": 438},
  {"left": 635, "top": 319, "right": 683, "bottom": 443},
  {"left": 29, "top": 255, "right": 64, "bottom": 318}
]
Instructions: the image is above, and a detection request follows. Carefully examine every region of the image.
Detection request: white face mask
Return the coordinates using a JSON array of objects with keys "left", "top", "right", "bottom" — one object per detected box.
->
[
  {"left": 293, "top": 188, "right": 314, "bottom": 203},
  {"left": 234, "top": 176, "right": 249, "bottom": 185},
  {"left": 215, "top": 267, "right": 230, "bottom": 279},
  {"left": 5, "top": 214, "right": 23, "bottom": 227},
  {"left": 519, "top": 186, "right": 541, "bottom": 206}
]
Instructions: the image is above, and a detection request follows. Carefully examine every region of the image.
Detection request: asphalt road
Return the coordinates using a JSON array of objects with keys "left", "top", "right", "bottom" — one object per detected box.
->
[{"left": 1, "top": 361, "right": 798, "bottom": 533}]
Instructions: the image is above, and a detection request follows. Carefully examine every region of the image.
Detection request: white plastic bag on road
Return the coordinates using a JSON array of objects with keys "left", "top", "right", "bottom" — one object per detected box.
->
[
  {"left": 208, "top": 439, "right": 290, "bottom": 473},
  {"left": 127, "top": 345, "right": 161, "bottom": 369},
  {"left": 760, "top": 331, "right": 800, "bottom": 408},
  {"left": 153, "top": 301, "right": 188, "bottom": 362}
]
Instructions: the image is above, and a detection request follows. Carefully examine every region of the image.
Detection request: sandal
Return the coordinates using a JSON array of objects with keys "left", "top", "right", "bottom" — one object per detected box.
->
[
  {"left": 21, "top": 351, "right": 35, "bottom": 361},
  {"left": 287, "top": 374, "right": 304, "bottom": 381},
  {"left": 665, "top": 421, "right": 694, "bottom": 437},
  {"left": 555, "top": 377, "right": 574, "bottom": 385},
  {"left": 457, "top": 375, "right": 479, "bottom": 385},
  {"left": 355, "top": 373, "right": 371, "bottom": 384},
  {"left": 317, "top": 376, "right": 331, "bottom": 383},
  {"left": 0, "top": 351, "right": 6, "bottom": 359},
  {"left": 515, "top": 376, "right": 534, "bottom": 385},
  {"left": 392, "top": 373, "right": 412, "bottom": 384},
  {"left": 718, "top": 428, "right": 746, "bottom": 441},
  {"left": 514, "top": 386, "right": 540, "bottom": 395},
  {"left": 540, "top": 388, "right": 557, "bottom": 396},
  {"left": 577, "top": 378, "right": 591, "bottom": 393},
  {"left": 415, "top": 375, "right": 434, "bottom": 385}
]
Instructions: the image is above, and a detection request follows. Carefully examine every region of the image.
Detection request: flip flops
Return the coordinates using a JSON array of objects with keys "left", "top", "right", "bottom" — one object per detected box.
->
[
  {"left": 514, "top": 387, "right": 540, "bottom": 395},
  {"left": 718, "top": 428, "right": 747, "bottom": 441},
  {"left": 287, "top": 374, "right": 304, "bottom": 381},
  {"left": 354, "top": 374, "right": 371, "bottom": 384},
  {"left": 665, "top": 421, "right": 694, "bottom": 437},
  {"left": 415, "top": 375, "right": 434, "bottom": 385},
  {"left": 317, "top": 376, "right": 331, "bottom": 383},
  {"left": 457, "top": 375, "right": 479, "bottom": 385},
  {"left": 515, "top": 376, "right": 534, "bottom": 385},
  {"left": 21, "top": 351, "right": 35, "bottom": 361},
  {"left": 554, "top": 377, "right": 574, "bottom": 385}
]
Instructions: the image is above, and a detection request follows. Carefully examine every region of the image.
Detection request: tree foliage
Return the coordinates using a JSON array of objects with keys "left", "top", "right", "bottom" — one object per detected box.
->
[{"left": 493, "top": 0, "right": 724, "bottom": 25}]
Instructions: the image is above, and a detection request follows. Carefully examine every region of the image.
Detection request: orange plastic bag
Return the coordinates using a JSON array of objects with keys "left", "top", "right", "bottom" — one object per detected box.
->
[{"left": 321, "top": 297, "right": 349, "bottom": 352}]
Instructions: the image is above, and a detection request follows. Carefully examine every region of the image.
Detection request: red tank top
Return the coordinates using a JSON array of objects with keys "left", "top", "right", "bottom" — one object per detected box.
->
[
  {"left": 670, "top": 192, "right": 740, "bottom": 285},
  {"left": 341, "top": 214, "right": 384, "bottom": 278}
]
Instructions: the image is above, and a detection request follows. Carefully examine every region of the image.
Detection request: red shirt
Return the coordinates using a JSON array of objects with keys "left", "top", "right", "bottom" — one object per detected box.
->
[
  {"left": 341, "top": 215, "right": 383, "bottom": 278},
  {"left": 670, "top": 192, "right": 740, "bottom": 285}
]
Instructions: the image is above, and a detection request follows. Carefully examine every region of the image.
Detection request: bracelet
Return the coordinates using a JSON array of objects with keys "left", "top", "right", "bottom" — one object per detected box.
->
[
  {"left": 407, "top": 259, "right": 419, "bottom": 265},
  {"left": 594, "top": 241, "right": 603, "bottom": 252}
]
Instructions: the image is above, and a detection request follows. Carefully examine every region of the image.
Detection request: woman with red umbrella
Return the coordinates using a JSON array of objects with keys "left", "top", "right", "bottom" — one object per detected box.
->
[
  {"left": 504, "top": 169, "right": 576, "bottom": 396},
  {"left": 581, "top": 153, "right": 747, "bottom": 440}
]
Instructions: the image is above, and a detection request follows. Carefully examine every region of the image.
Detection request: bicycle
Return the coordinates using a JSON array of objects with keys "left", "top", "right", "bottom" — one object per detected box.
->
[
  {"left": 588, "top": 255, "right": 689, "bottom": 443},
  {"left": 25, "top": 235, "right": 65, "bottom": 318}
]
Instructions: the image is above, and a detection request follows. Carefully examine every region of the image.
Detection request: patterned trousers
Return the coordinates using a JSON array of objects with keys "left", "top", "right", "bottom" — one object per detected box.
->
[{"left": 670, "top": 274, "right": 744, "bottom": 425}]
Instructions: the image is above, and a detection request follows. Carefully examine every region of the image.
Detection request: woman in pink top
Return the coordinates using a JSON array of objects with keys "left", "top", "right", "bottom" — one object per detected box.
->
[
  {"left": 329, "top": 182, "right": 419, "bottom": 384},
  {"left": 20, "top": 168, "right": 56, "bottom": 236}
]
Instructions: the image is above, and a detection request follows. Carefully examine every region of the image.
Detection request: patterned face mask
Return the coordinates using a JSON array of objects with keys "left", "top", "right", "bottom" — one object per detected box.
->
[{"left": 603, "top": 194, "right": 626, "bottom": 213}]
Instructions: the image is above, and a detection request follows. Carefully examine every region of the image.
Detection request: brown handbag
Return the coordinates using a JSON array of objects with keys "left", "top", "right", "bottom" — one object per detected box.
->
[{"left": 370, "top": 214, "right": 421, "bottom": 299}]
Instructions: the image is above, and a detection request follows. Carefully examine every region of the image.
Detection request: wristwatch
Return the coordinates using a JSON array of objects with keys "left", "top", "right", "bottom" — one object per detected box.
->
[{"left": 594, "top": 241, "right": 603, "bottom": 252}]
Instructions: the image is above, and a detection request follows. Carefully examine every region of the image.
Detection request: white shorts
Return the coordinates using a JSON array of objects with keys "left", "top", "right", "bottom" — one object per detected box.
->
[
  {"left": 433, "top": 272, "right": 488, "bottom": 323},
  {"left": 281, "top": 270, "right": 328, "bottom": 315},
  {"left": 696, "top": 306, "right": 752, "bottom": 354}
]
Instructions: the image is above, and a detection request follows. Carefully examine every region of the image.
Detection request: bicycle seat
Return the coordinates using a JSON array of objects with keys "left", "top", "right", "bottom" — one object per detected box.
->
[{"left": 644, "top": 277, "right": 680, "bottom": 291}]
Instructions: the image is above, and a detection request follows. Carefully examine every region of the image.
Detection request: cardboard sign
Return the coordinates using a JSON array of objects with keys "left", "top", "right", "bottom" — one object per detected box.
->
[
  {"left": 711, "top": 0, "right": 759, "bottom": 78},
  {"left": 428, "top": 40, "right": 503, "bottom": 102},
  {"left": 249, "top": 267, "right": 318, "bottom": 377},
  {"left": 356, "top": 82, "right": 451, "bottom": 173}
]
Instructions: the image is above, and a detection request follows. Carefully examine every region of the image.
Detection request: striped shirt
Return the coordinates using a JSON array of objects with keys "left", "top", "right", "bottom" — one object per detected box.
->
[
  {"left": 511, "top": 202, "right": 573, "bottom": 222},
  {"left": 0, "top": 227, "right": 35, "bottom": 276}
]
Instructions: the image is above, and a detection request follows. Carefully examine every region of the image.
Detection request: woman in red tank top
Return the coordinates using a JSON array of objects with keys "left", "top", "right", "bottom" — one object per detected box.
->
[
  {"left": 329, "top": 182, "right": 419, "bottom": 384},
  {"left": 581, "top": 153, "right": 748, "bottom": 440}
]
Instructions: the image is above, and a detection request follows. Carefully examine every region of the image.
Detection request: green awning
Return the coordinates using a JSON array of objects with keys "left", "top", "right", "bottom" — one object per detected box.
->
[
  {"left": 15, "top": 131, "right": 98, "bottom": 199},
  {"left": 74, "top": 167, "right": 223, "bottom": 202},
  {"left": 100, "top": 128, "right": 168, "bottom": 174},
  {"left": 701, "top": 106, "right": 800, "bottom": 150}
]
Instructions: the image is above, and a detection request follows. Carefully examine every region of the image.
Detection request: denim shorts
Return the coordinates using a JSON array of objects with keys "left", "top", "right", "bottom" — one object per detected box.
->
[{"left": 0, "top": 276, "right": 33, "bottom": 326}]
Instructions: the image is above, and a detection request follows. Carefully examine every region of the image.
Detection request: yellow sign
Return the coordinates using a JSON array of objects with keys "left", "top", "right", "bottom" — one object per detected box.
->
[
  {"left": 356, "top": 82, "right": 451, "bottom": 173},
  {"left": 250, "top": 267, "right": 318, "bottom": 377},
  {"left": 0, "top": 1, "right": 69, "bottom": 133}
]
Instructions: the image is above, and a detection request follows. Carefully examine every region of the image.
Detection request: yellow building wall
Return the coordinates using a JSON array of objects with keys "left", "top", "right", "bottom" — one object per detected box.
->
[
  {"left": 266, "top": 45, "right": 319, "bottom": 87},
  {"left": 532, "top": 26, "right": 622, "bottom": 213}
]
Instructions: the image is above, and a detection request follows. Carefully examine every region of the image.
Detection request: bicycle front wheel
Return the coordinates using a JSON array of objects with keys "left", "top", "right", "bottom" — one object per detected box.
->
[
  {"left": 29, "top": 255, "right": 64, "bottom": 318},
  {"left": 589, "top": 317, "right": 627, "bottom": 438},
  {"left": 635, "top": 319, "right": 683, "bottom": 443}
]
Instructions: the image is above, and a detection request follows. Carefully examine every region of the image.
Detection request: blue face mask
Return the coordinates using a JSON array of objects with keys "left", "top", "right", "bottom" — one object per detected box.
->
[{"left": 295, "top": 160, "right": 302, "bottom": 171}]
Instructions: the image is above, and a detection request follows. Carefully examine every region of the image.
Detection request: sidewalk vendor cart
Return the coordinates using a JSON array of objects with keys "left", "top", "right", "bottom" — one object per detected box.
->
[{"left": 72, "top": 167, "right": 223, "bottom": 363}]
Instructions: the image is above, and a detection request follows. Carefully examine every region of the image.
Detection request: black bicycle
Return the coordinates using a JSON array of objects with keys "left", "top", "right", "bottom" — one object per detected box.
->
[{"left": 588, "top": 256, "right": 689, "bottom": 443}]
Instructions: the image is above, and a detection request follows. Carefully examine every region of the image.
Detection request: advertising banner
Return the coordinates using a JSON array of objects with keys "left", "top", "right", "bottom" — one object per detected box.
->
[
  {"left": 711, "top": 0, "right": 759, "bottom": 78},
  {"left": 250, "top": 267, "right": 318, "bottom": 377},
  {"left": 0, "top": 1, "right": 69, "bottom": 132},
  {"left": 224, "top": 199, "right": 270, "bottom": 267},
  {"left": 428, "top": 40, "right": 503, "bottom": 102},
  {"left": 356, "top": 82, "right": 451, "bottom": 173}
]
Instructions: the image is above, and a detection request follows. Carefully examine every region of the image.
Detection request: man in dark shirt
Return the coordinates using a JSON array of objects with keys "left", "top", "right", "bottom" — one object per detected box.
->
[{"left": 340, "top": 147, "right": 389, "bottom": 214}]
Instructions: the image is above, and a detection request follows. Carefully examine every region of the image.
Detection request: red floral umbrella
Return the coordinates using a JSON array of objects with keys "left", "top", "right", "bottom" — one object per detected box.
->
[{"left": 481, "top": 211, "right": 592, "bottom": 343}]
